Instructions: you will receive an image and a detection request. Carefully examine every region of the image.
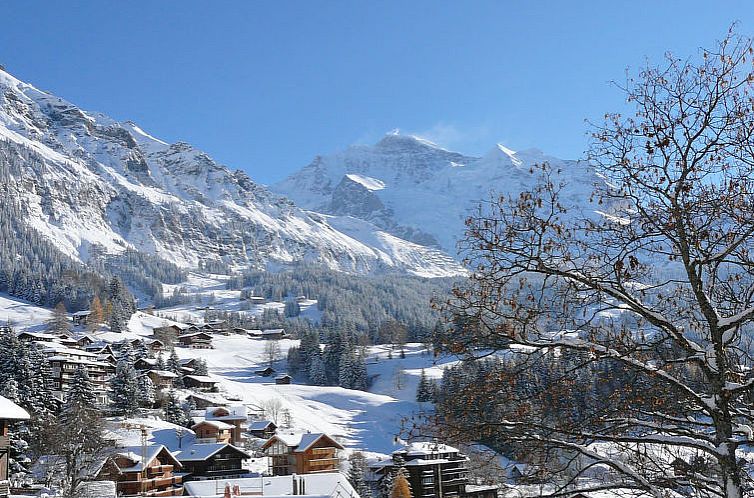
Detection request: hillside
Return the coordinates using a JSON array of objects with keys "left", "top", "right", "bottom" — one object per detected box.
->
[
  {"left": 0, "top": 69, "right": 463, "bottom": 279},
  {"left": 275, "top": 133, "right": 596, "bottom": 254}
]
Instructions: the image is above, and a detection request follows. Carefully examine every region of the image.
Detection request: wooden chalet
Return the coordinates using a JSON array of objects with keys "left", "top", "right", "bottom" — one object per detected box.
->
[
  {"left": 177, "top": 332, "right": 213, "bottom": 349},
  {"left": 152, "top": 325, "right": 185, "bottom": 346},
  {"left": 205, "top": 406, "right": 247, "bottom": 445},
  {"left": 71, "top": 310, "right": 92, "bottom": 326},
  {"left": 255, "top": 367, "right": 276, "bottom": 377},
  {"left": 275, "top": 374, "right": 292, "bottom": 385},
  {"left": 96, "top": 445, "right": 182, "bottom": 497},
  {"left": 0, "top": 396, "right": 30, "bottom": 498},
  {"left": 262, "top": 433, "right": 343, "bottom": 476},
  {"left": 174, "top": 442, "right": 250, "bottom": 482},
  {"left": 183, "top": 375, "right": 219, "bottom": 392},
  {"left": 192, "top": 420, "right": 233, "bottom": 444},
  {"left": 144, "top": 370, "right": 178, "bottom": 390},
  {"left": 134, "top": 358, "right": 159, "bottom": 371},
  {"left": 248, "top": 420, "right": 277, "bottom": 439}
]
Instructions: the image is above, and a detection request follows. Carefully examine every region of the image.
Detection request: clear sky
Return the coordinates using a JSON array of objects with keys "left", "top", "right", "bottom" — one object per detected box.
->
[{"left": 2, "top": 1, "right": 753, "bottom": 184}]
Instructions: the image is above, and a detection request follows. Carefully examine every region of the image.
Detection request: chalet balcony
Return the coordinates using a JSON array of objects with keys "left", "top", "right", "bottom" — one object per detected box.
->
[{"left": 0, "top": 480, "right": 9, "bottom": 497}]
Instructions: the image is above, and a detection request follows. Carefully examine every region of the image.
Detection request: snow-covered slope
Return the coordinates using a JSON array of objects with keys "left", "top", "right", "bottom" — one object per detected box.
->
[
  {"left": 0, "top": 69, "right": 463, "bottom": 277},
  {"left": 275, "top": 132, "right": 596, "bottom": 253}
]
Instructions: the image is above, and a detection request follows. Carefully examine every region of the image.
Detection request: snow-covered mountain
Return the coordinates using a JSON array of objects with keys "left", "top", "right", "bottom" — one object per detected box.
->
[
  {"left": 275, "top": 132, "right": 596, "bottom": 253},
  {"left": 0, "top": 69, "right": 463, "bottom": 278}
]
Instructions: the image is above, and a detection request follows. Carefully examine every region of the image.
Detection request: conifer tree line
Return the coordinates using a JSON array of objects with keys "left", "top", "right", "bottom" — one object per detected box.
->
[
  {"left": 225, "top": 264, "right": 454, "bottom": 344},
  {"left": 287, "top": 329, "right": 368, "bottom": 390},
  {"left": 0, "top": 139, "right": 186, "bottom": 310}
]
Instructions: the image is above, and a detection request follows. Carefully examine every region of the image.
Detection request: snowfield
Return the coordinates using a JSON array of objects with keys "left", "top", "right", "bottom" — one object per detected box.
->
[{"left": 0, "top": 294, "right": 53, "bottom": 330}]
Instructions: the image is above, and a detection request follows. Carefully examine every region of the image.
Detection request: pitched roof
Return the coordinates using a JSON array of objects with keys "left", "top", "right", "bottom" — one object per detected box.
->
[
  {"left": 174, "top": 442, "right": 250, "bottom": 462},
  {"left": 249, "top": 420, "right": 276, "bottom": 431},
  {"left": 147, "top": 369, "right": 178, "bottom": 378},
  {"left": 264, "top": 432, "right": 343, "bottom": 452},
  {"left": 192, "top": 420, "right": 234, "bottom": 431},
  {"left": 184, "top": 375, "right": 217, "bottom": 384},
  {"left": 112, "top": 444, "right": 181, "bottom": 472},
  {"left": 0, "top": 395, "right": 30, "bottom": 420},
  {"left": 205, "top": 405, "right": 247, "bottom": 421}
]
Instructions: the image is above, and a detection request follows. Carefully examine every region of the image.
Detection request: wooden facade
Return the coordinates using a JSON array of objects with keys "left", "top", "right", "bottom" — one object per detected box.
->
[
  {"left": 97, "top": 445, "right": 183, "bottom": 497},
  {"left": 175, "top": 443, "right": 250, "bottom": 481},
  {"left": 262, "top": 433, "right": 343, "bottom": 476}
]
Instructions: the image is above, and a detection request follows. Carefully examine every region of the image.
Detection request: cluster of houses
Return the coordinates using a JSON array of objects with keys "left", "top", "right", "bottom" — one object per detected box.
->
[
  {"left": 1, "top": 388, "right": 500, "bottom": 498},
  {"left": 152, "top": 321, "right": 289, "bottom": 351},
  {"left": 0, "top": 313, "right": 504, "bottom": 498},
  {"left": 10, "top": 314, "right": 293, "bottom": 409}
]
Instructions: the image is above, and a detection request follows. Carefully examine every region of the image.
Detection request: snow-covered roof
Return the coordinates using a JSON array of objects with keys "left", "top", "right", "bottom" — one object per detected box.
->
[
  {"left": 72, "top": 310, "right": 92, "bottom": 317},
  {"left": 192, "top": 419, "right": 233, "bottom": 431},
  {"left": 249, "top": 420, "right": 276, "bottom": 431},
  {"left": 182, "top": 472, "right": 356, "bottom": 498},
  {"left": 205, "top": 405, "right": 247, "bottom": 421},
  {"left": 178, "top": 331, "right": 213, "bottom": 339},
  {"left": 398, "top": 441, "right": 459, "bottom": 457},
  {"left": 184, "top": 374, "right": 217, "bottom": 383},
  {"left": 173, "top": 442, "right": 249, "bottom": 462},
  {"left": 262, "top": 328, "right": 286, "bottom": 335},
  {"left": 0, "top": 395, "right": 30, "bottom": 420},
  {"left": 147, "top": 369, "right": 178, "bottom": 378},
  {"left": 113, "top": 444, "right": 181, "bottom": 472},
  {"left": 267, "top": 432, "right": 343, "bottom": 452}
]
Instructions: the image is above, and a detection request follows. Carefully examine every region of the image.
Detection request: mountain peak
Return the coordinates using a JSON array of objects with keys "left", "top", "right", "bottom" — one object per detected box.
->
[{"left": 375, "top": 131, "right": 446, "bottom": 152}]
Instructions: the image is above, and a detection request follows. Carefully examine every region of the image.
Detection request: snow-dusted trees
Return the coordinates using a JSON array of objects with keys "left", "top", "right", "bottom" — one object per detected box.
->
[
  {"left": 167, "top": 349, "right": 184, "bottom": 388},
  {"left": 348, "top": 452, "right": 372, "bottom": 498},
  {"left": 47, "top": 302, "right": 70, "bottom": 334},
  {"left": 415, "top": 369, "right": 434, "bottom": 403},
  {"left": 137, "top": 374, "right": 156, "bottom": 408},
  {"left": 108, "top": 277, "right": 135, "bottom": 333},
  {"left": 36, "top": 367, "right": 106, "bottom": 498},
  {"left": 111, "top": 356, "right": 140, "bottom": 416},
  {"left": 162, "top": 390, "right": 186, "bottom": 425},
  {"left": 439, "top": 31, "right": 754, "bottom": 497}
]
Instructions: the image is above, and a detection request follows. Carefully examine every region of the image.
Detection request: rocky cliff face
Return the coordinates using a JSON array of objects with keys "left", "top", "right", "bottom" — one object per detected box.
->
[
  {"left": 276, "top": 134, "right": 597, "bottom": 254},
  {"left": 0, "top": 69, "right": 464, "bottom": 278}
]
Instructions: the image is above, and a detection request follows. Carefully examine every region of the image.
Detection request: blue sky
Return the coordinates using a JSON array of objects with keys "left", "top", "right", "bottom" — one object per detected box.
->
[{"left": 2, "top": 1, "right": 753, "bottom": 184}]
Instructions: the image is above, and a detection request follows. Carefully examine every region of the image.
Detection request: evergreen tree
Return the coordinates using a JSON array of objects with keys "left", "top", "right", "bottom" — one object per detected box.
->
[
  {"left": 63, "top": 367, "right": 97, "bottom": 412},
  {"left": 111, "top": 359, "right": 140, "bottom": 416},
  {"left": 193, "top": 359, "right": 209, "bottom": 376},
  {"left": 47, "top": 302, "right": 70, "bottom": 334},
  {"left": 308, "top": 355, "right": 327, "bottom": 386},
  {"left": 137, "top": 374, "right": 156, "bottom": 408},
  {"left": 163, "top": 390, "right": 186, "bottom": 425},
  {"left": 167, "top": 349, "right": 184, "bottom": 388},
  {"left": 156, "top": 352, "right": 166, "bottom": 370},
  {"left": 416, "top": 369, "right": 434, "bottom": 402},
  {"left": 348, "top": 452, "right": 372, "bottom": 498},
  {"left": 338, "top": 349, "right": 356, "bottom": 389}
]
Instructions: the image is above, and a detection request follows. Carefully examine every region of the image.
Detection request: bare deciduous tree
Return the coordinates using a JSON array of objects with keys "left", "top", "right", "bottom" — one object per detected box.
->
[{"left": 439, "top": 30, "right": 754, "bottom": 498}]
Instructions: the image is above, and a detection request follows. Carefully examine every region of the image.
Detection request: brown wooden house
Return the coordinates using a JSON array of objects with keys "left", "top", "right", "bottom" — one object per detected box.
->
[
  {"left": 183, "top": 375, "right": 219, "bottom": 392},
  {"left": 204, "top": 406, "right": 247, "bottom": 445},
  {"left": 262, "top": 433, "right": 343, "bottom": 476},
  {"left": 248, "top": 420, "right": 277, "bottom": 439},
  {"left": 0, "top": 396, "right": 30, "bottom": 498},
  {"left": 177, "top": 332, "right": 213, "bottom": 349},
  {"left": 174, "top": 442, "right": 250, "bottom": 481},
  {"left": 192, "top": 420, "right": 233, "bottom": 444},
  {"left": 96, "top": 445, "right": 182, "bottom": 497}
]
